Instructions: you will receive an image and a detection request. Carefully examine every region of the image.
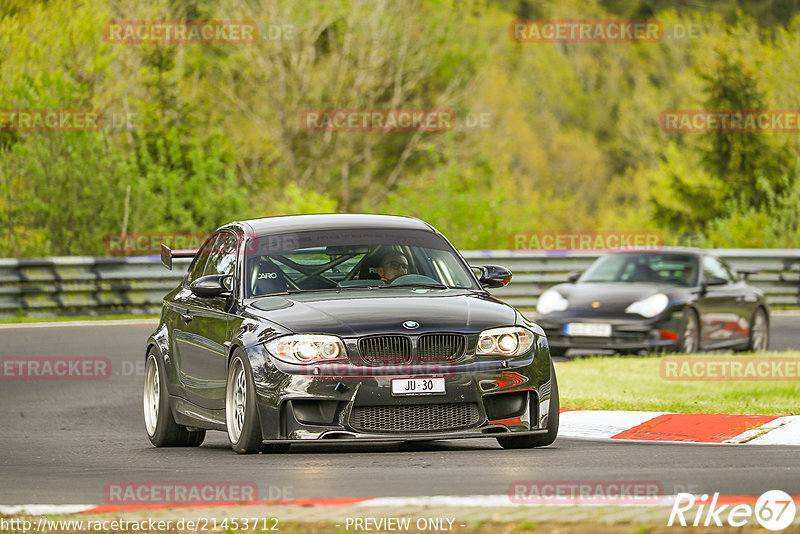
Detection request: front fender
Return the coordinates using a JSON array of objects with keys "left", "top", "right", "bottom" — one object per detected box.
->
[
  {"left": 146, "top": 322, "right": 182, "bottom": 397},
  {"left": 233, "top": 315, "right": 291, "bottom": 350}
]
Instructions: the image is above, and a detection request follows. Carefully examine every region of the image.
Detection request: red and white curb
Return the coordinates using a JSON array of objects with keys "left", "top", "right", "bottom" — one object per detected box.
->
[
  {"left": 2, "top": 494, "right": 800, "bottom": 516},
  {"left": 559, "top": 409, "right": 800, "bottom": 444},
  {"left": 1, "top": 411, "right": 797, "bottom": 517}
]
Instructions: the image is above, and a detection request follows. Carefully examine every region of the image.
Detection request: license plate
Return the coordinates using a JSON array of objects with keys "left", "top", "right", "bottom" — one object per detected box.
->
[
  {"left": 564, "top": 322, "right": 612, "bottom": 337},
  {"left": 391, "top": 378, "right": 445, "bottom": 396}
]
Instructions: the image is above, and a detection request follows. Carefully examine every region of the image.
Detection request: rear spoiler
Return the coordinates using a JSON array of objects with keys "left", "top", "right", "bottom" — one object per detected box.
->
[{"left": 160, "top": 244, "right": 198, "bottom": 270}]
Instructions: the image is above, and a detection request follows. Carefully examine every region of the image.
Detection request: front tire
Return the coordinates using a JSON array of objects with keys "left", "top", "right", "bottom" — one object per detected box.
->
[
  {"left": 225, "top": 349, "right": 288, "bottom": 454},
  {"left": 497, "top": 361, "right": 559, "bottom": 449},
  {"left": 678, "top": 308, "right": 700, "bottom": 354},
  {"left": 747, "top": 307, "right": 769, "bottom": 352},
  {"left": 143, "top": 350, "right": 206, "bottom": 447}
]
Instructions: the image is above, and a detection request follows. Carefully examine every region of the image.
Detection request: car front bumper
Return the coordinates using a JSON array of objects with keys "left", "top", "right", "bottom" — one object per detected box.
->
[
  {"left": 247, "top": 345, "right": 554, "bottom": 441},
  {"left": 537, "top": 312, "right": 683, "bottom": 353}
]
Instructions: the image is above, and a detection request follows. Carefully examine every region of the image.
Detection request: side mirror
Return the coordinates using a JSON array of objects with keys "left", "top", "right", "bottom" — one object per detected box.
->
[
  {"left": 477, "top": 265, "right": 512, "bottom": 288},
  {"left": 737, "top": 268, "right": 759, "bottom": 281},
  {"left": 567, "top": 271, "right": 582, "bottom": 283},
  {"left": 190, "top": 274, "right": 233, "bottom": 298},
  {"left": 704, "top": 276, "right": 728, "bottom": 287}
]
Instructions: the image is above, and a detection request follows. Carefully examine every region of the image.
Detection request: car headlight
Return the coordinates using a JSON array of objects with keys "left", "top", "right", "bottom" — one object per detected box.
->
[
  {"left": 266, "top": 334, "right": 347, "bottom": 364},
  {"left": 477, "top": 327, "right": 535, "bottom": 357},
  {"left": 625, "top": 293, "right": 669, "bottom": 318},
  {"left": 536, "top": 289, "right": 568, "bottom": 315}
]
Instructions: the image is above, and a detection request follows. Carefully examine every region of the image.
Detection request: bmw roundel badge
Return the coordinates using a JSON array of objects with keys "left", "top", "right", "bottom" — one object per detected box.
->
[{"left": 402, "top": 320, "right": 419, "bottom": 330}]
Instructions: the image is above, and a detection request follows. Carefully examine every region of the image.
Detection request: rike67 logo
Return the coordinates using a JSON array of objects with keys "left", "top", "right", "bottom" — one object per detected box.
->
[{"left": 669, "top": 490, "right": 796, "bottom": 531}]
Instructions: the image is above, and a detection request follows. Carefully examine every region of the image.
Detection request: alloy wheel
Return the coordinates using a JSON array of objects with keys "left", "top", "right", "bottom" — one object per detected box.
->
[
  {"left": 751, "top": 310, "right": 768, "bottom": 352},
  {"left": 226, "top": 358, "right": 247, "bottom": 443},
  {"left": 143, "top": 355, "right": 160, "bottom": 436},
  {"left": 681, "top": 311, "right": 699, "bottom": 353}
]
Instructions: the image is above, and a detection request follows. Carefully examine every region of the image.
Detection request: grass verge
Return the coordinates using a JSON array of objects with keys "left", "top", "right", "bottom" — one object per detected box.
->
[{"left": 556, "top": 351, "right": 800, "bottom": 415}]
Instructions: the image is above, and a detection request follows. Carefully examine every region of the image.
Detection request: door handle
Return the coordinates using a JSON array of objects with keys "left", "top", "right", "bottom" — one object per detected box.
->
[{"left": 181, "top": 311, "right": 193, "bottom": 324}]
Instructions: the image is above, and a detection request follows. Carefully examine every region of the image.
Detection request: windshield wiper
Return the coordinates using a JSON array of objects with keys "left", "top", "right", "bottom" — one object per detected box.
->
[{"left": 380, "top": 283, "right": 449, "bottom": 289}]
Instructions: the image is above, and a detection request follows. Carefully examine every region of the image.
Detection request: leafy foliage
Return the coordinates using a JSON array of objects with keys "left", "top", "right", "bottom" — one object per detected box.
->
[{"left": 1, "top": 0, "right": 799, "bottom": 256}]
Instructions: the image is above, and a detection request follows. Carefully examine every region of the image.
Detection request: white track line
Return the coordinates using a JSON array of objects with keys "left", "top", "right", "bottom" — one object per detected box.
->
[
  {"left": 0, "top": 505, "right": 94, "bottom": 515},
  {"left": 744, "top": 416, "right": 800, "bottom": 445}
]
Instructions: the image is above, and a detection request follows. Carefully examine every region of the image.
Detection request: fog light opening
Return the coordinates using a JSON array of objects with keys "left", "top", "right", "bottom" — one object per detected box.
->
[{"left": 659, "top": 330, "right": 678, "bottom": 341}]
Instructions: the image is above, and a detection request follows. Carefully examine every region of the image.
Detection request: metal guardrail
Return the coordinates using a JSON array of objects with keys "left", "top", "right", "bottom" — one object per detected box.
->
[{"left": 0, "top": 249, "right": 798, "bottom": 318}]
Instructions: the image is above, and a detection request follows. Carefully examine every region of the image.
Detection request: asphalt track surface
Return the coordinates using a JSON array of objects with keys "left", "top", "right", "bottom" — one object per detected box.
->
[{"left": 0, "top": 317, "right": 798, "bottom": 505}]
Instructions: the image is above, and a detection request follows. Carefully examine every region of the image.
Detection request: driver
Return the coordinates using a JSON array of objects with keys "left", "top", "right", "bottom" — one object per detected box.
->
[
  {"left": 377, "top": 252, "right": 409, "bottom": 282},
  {"left": 682, "top": 263, "right": 696, "bottom": 285}
]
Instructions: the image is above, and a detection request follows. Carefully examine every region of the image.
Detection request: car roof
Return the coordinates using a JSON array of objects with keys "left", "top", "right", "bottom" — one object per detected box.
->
[
  {"left": 608, "top": 246, "right": 704, "bottom": 257},
  {"left": 220, "top": 213, "right": 437, "bottom": 237}
]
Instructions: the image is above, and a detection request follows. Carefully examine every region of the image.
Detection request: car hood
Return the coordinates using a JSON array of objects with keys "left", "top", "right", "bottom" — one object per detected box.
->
[
  {"left": 548, "top": 282, "right": 680, "bottom": 313},
  {"left": 245, "top": 288, "right": 519, "bottom": 337}
]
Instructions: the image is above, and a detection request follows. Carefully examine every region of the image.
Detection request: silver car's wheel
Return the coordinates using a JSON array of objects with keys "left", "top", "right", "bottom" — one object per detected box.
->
[
  {"left": 749, "top": 308, "right": 769, "bottom": 352},
  {"left": 679, "top": 309, "right": 700, "bottom": 354},
  {"left": 225, "top": 351, "right": 276, "bottom": 453},
  {"left": 143, "top": 349, "right": 205, "bottom": 447},
  {"left": 143, "top": 354, "right": 160, "bottom": 437},
  {"left": 226, "top": 358, "right": 247, "bottom": 444}
]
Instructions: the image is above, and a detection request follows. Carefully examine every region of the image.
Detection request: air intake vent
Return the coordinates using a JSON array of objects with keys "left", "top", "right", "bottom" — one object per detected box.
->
[{"left": 349, "top": 403, "right": 480, "bottom": 433}]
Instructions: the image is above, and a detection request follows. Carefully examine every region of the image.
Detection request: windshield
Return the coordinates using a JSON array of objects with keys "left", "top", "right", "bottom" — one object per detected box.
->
[
  {"left": 244, "top": 228, "right": 479, "bottom": 297},
  {"left": 580, "top": 253, "right": 699, "bottom": 286}
]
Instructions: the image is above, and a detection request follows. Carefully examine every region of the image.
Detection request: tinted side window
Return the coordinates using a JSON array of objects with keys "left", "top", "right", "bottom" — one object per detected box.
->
[
  {"left": 203, "top": 232, "right": 238, "bottom": 276},
  {"left": 702, "top": 256, "right": 732, "bottom": 283},
  {"left": 185, "top": 235, "right": 217, "bottom": 284},
  {"left": 718, "top": 257, "right": 738, "bottom": 281}
]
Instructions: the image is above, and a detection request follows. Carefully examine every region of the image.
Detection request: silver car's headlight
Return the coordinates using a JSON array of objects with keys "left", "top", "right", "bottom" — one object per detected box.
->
[
  {"left": 537, "top": 289, "right": 568, "bottom": 315},
  {"left": 477, "top": 327, "right": 535, "bottom": 357},
  {"left": 266, "top": 334, "right": 347, "bottom": 364},
  {"left": 625, "top": 293, "right": 669, "bottom": 318}
]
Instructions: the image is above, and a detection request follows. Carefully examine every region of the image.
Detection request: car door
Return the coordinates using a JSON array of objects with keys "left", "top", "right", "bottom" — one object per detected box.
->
[
  {"left": 168, "top": 234, "right": 215, "bottom": 397},
  {"left": 718, "top": 256, "right": 758, "bottom": 344},
  {"left": 174, "top": 232, "right": 239, "bottom": 410},
  {"left": 696, "top": 255, "right": 743, "bottom": 348}
]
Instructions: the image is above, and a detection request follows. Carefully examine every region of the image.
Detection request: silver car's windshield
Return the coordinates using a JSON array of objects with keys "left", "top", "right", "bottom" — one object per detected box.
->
[{"left": 580, "top": 253, "right": 699, "bottom": 286}]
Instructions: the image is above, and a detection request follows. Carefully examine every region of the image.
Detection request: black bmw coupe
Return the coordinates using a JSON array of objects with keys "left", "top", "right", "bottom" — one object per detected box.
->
[
  {"left": 144, "top": 214, "right": 558, "bottom": 453},
  {"left": 535, "top": 248, "right": 769, "bottom": 356}
]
